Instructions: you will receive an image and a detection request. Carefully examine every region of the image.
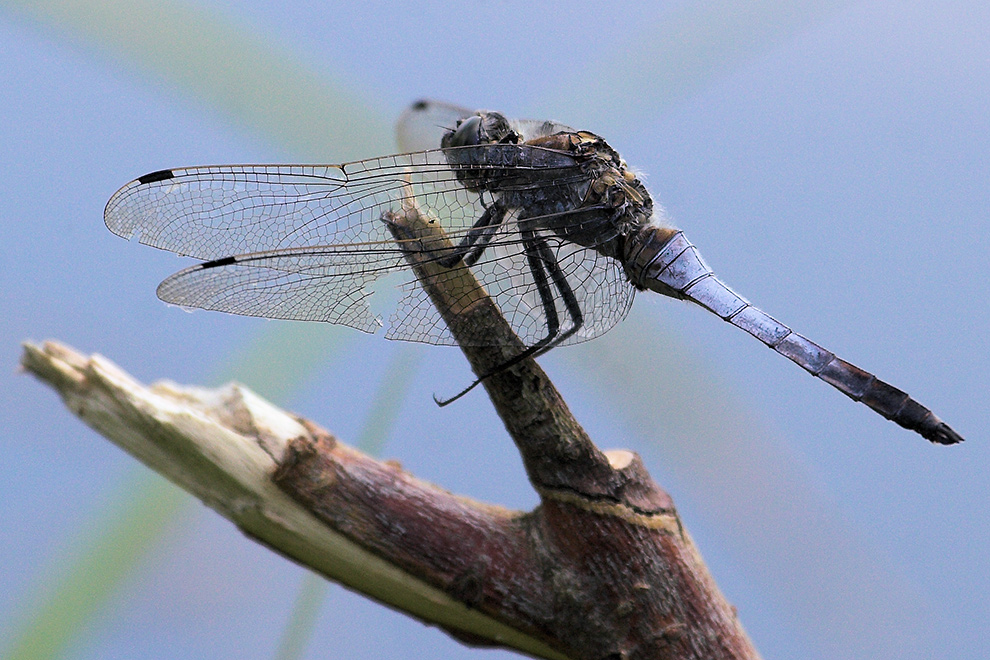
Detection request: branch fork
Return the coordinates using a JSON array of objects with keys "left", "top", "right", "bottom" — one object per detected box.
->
[{"left": 22, "top": 204, "right": 758, "bottom": 659}]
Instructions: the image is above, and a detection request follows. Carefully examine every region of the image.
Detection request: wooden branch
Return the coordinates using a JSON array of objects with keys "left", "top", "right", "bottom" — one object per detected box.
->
[
  {"left": 22, "top": 205, "right": 759, "bottom": 660},
  {"left": 20, "top": 340, "right": 566, "bottom": 660}
]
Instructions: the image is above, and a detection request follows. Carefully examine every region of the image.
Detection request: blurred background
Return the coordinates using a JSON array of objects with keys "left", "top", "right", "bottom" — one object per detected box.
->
[{"left": 2, "top": 1, "right": 987, "bottom": 659}]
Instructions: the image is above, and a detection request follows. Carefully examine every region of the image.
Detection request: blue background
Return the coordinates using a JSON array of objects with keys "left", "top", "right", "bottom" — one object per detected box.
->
[{"left": 3, "top": 1, "right": 987, "bottom": 659}]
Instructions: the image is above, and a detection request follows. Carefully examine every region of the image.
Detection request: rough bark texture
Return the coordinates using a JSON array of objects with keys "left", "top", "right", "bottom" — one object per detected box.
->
[
  {"left": 272, "top": 204, "right": 759, "bottom": 659},
  {"left": 22, "top": 203, "right": 759, "bottom": 660},
  {"left": 275, "top": 430, "right": 755, "bottom": 659},
  {"left": 21, "top": 341, "right": 568, "bottom": 660}
]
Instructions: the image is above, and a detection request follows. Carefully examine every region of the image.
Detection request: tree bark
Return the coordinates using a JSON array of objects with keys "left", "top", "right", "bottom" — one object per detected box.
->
[{"left": 21, "top": 204, "right": 759, "bottom": 660}]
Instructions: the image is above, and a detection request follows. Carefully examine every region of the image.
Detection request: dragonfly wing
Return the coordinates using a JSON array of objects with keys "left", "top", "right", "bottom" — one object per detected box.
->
[
  {"left": 105, "top": 145, "right": 603, "bottom": 346},
  {"left": 396, "top": 100, "right": 476, "bottom": 152},
  {"left": 106, "top": 159, "right": 431, "bottom": 260},
  {"left": 385, "top": 219, "right": 635, "bottom": 347},
  {"left": 156, "top": 245, "right": 401, "bottom": 333},
  {"left": 104, "top": 147, "right": 585, "bottom": 261},
  {"left": 396, "top": 99, "right": 577, "bottom": 152},
  {"left": 548, "top": 239, "right": 636, "bottom": 346}
]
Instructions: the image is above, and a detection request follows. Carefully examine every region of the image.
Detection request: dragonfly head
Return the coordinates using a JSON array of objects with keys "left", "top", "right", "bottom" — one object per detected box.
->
[{"left": 442, "top": 112, "right": 520, "bottom": 149}]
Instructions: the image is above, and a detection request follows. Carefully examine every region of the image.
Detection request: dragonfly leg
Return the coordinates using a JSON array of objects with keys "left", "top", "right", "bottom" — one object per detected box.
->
[
  {"left": 518, "top": 228, "right": 563, "bottom": 353},
  {"left": 438, "top": 201, "right": 507, "bottom": 268},
  {"left": 436, "top": 228, "right": 583, "bottom": 406},
  {"left": 530, "top": 234, "right": 584, "bottom": 358}
]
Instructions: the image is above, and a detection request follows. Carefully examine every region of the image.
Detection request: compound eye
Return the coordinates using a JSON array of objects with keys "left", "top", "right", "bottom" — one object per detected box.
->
[{"left": 443, "top": 115, "right": 483, "bottom": 148}]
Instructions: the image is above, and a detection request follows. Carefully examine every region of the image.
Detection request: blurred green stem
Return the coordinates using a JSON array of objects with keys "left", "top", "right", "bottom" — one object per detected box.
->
[
  {"left": 270, "top": 343, "right": 420, "bottom": 659},
  {"left": 4, "top": 475, "right": 188, "bottom": 660}
]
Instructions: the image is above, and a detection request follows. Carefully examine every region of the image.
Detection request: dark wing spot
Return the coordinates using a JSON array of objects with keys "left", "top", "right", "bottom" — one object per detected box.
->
[
  {"left": 138, "top": 169, "right": 175, "bottom": 184},
  {"left": 201, "top": 256, "right": 237, "bottom": 269}
]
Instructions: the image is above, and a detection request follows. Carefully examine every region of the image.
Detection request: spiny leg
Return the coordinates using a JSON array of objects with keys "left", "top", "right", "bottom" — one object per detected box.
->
[
  {"left": 529, "top": 234, "right": 584, "bottom": 359},
  {"left": 435, "top": 228, "right": 583, "bottom": 406},
  {"left": 438, "top": 200, "right": 507, "bottom": 268}
]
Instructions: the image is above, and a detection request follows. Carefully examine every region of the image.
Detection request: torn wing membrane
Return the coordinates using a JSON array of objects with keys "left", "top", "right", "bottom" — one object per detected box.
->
[{"left": 156, "top": 243, "right": 412, "bottom": 332}]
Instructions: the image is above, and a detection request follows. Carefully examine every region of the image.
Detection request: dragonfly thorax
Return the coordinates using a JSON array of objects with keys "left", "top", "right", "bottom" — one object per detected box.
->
[
  {"left": 102, "top": 99, "right": 965, "bottom": 444},
  {"left": 521, "top": 130, "right": 654, "bottom": 257}
]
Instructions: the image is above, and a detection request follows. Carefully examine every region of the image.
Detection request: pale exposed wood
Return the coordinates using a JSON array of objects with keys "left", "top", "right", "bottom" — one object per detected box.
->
[
  {"left": 20, "top": 340, "right": 568, "bottom": 660},
  {"left": 21, "top": 203, "right": 759, "bottom": 660}
]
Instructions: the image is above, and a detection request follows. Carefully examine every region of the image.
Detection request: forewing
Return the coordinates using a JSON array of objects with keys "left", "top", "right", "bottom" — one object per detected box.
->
[
  {"left": 104, "top": 147, "right": 585, "bottom": 258},
  {"left": 105, "top": 156, "right": 452, "bottom": 259},
  {"left": 105, "top": 145, "right": 611, "bottom": 344}
]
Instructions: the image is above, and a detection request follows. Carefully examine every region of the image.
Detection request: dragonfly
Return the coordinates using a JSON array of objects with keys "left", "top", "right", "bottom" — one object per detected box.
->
[{"left": 104, "top": 100, "right": 963, "bottom": 445}]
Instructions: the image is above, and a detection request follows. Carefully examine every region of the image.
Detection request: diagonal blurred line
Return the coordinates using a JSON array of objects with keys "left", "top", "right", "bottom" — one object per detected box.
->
[
  {"left": 207, "top": 322, "right": 360, "bottom": 400},
  {"left": 565, "top": 306, "right": 934, "bottom": 656},
  {"left": 4, "top": 0, "right": 393, "bottom": 398},
  {"left": 3, "top": 0, "right": 391, "bottom": 161},
  {"left": 353, "top": 344, "right": 422, "bottom": 455},
  {"left": 2, "top": 473, "right": 189, "bottom": 660},
  {"left": 543, "top": 1, "right": 940, "bottom": 655},
  {"left": 273, "top": 573, "right": 329, "bottom": 660},
  {"left": 2, "top": 2, "right": 395, "bottom": 657},
  {"left": 3, "top": 0, "right": 915, "bottom": 658},
  {"left": 536, "top": 0, "right": 855, "bottom": 126},
  {"left": 272, "top": 343, "right": 421, "bottom": 660}
]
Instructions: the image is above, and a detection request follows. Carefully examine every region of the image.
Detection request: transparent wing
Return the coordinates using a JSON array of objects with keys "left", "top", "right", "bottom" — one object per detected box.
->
[
  {"left": 156, "top": 244, "right": 397, "bottom": 334},
  {"left": 386, "top": 221, "right": 635, "bottom": 347},
  {"left": 396, "top": 99, "right": 476, "bottom": 152},
  {"left": 105, "top": 145, "right": 634, "bottom": 346},
  {"left": 395, "top": 99, "right": 577, "bottom": 151}
]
